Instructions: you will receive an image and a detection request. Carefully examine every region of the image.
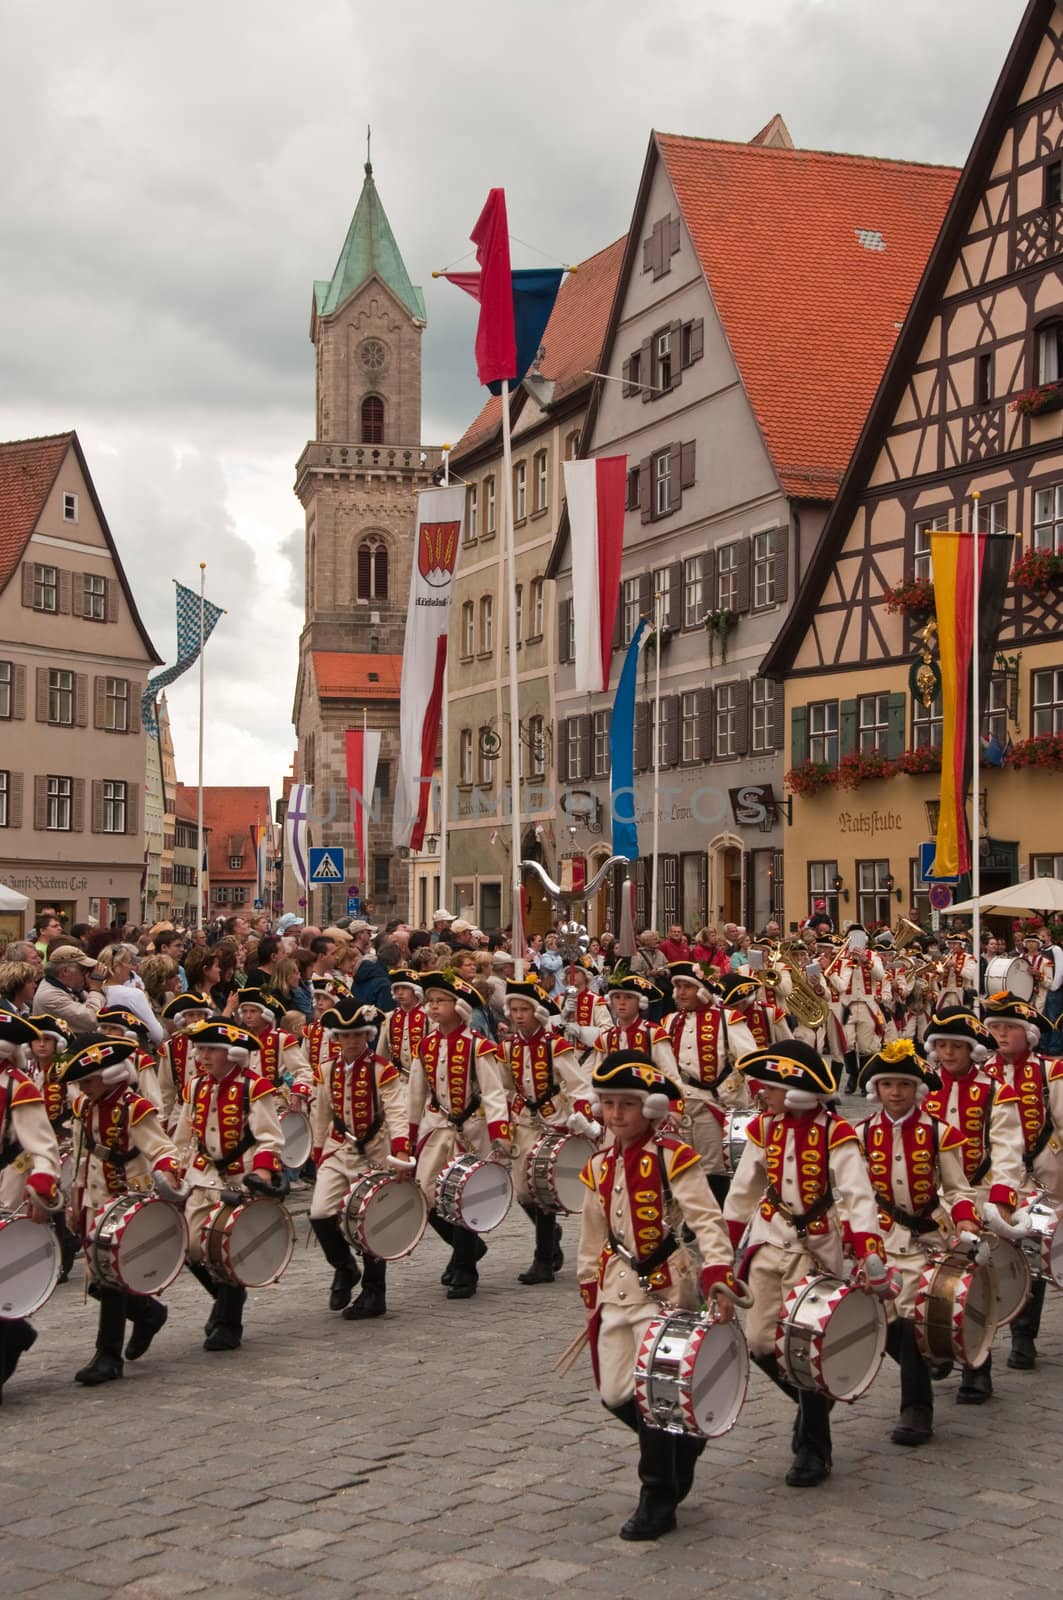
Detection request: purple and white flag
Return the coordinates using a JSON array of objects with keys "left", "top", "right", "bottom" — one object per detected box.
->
[{"left": 285, "top": 784, "right": 312, "bottom": 891}]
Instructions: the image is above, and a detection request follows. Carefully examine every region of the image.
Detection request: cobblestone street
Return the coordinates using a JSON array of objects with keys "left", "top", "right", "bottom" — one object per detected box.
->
[{"left": 5, "top": 1175, "right": 1063, "bottom": 1600}]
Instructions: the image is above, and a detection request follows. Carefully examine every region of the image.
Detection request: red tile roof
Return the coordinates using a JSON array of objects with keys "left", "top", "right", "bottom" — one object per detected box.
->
[
  {"left": 0, "top": 434, "right": 73, "bottom": 591},
  {"left": 656, "top": 133, "right": 959, "bottom": 499},
  {"left": 313, "top": 651, "right": 402, "bottom": 699},
  {"left": 451, "top": 236, "right": 626, "bottom": 462},
  {"left": 178, "top": 784, "right": 271, "bottom": 882}
]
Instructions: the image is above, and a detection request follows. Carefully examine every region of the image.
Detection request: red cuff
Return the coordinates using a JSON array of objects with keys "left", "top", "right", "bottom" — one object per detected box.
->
[
  {"left": 699, "top": 1264, "right": 738, "bottom": 1299},
  {"left": 726, "top": 1218, "right": 745, "bottom": 1249},
  {"left": 25, "top": 1172, "right": 60, "bottom": 1209},
  {"left": 290, "top": 1084, "right": 311, "bottom": 1101},
  {"left": 951, "top": 1199, "right": 980, "bottom": 1227},
  {"left": 573, "top": 1098, "right": 593, "bottom": 1119},
  {"left": 988, "top": 1184, "right": 1018, "bottom": 1209},
  {"left": 851, "top": 1231, "right": 885, "bottom": 1259},
  {"left": 487, "top": 1119, "right": 511, "bottom": 1142},
  {"left": 253, "top": 1151, "right": 281, "bottom": 1173},
  {"left": 579, "top": 1280, "right": 598, "bottom": 1313},
  {"left": 152, "top": 1157, "right": 179, "bottom": 1176},
  {"left": 311, "top": 1147, "right": 323, "bottom": 1167},
  {"left": 391, "top": 1138, "right": 411, "bottom": 1159}
]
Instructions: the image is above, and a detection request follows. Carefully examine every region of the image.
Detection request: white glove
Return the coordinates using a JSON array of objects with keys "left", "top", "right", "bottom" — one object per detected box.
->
[
  {"left": 489, "top": 1139, "right": 513, "bottom": 1163},
  {"left": 956, "top": 1229, "right": 992, "bottom": 1266},
  {"left": 567, "top": 1111, "right": 602, "bottom": 1141},
  {"left": 153, "top": 1169, "right": 191, "bottom": 1206},
  {"left": 386, "top": 1154, "right": 417, "bottom": 1172},
  {"left": 863, "top": 1253, "right": 888, "bottom": 1285},
  {"left": 982, "top": 1201, "right": 1033, "bottom": 1242}
]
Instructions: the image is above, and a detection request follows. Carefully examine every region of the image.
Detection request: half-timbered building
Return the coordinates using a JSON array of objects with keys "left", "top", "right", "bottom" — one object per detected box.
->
[{"left": 764, "top": 0, "right": 1063, "bottom": 930}]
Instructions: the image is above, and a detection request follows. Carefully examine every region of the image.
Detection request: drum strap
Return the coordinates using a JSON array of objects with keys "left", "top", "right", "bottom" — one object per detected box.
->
[
  {"left": 763, "top": 1182, "right": 834, "bottom": 1237},
  {"left": 880, "top": 1198, "right": 941, "bottom": 1236},
  {"left": 91, "top": 1142, "right": 139, "bottom": 1168},
  {"left": 198, "top": 1130, "right": 257, "bottom": 1174},
  {"left": 524, "top": 1084, "right": 562, "bottom": 1115},
  {"left": 1025, "top": 1119, "right": 1054, "bottom": 1171},
  {"left": 333, "top": 1113, "right": 383, "bottom": 1154},
  {"left": 0, "top": 1139, "right": 22, "bottom": 1171},
  {"left": 429, "top": 1092, "right": 481, "bottom": 1129},
  {"left": 606, "top": 1144, "right": 678, "bottom": 1279}
]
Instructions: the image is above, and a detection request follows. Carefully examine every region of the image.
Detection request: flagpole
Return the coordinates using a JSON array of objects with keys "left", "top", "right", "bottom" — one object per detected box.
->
[
  {"left": 196, "top": 563, "right": 206, "bottom": 930},
  {"left": 650, "top": 591, "right": 663, "bottom": 931},
  {"left": 970, "top": 492, "right": 982, "bottom": 995},
  {"left": 500, "top": 379, "right": 524, "bottom": 978},
  {"left": 439, "top": 445, "right": 451, "bottom": 921}
]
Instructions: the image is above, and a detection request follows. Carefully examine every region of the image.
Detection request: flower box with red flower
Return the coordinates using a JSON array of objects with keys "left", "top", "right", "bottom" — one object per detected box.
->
[
  {"left": 1010, "top": 547, "right": 1063, "bottom": 595},
  {"left": 1012, "top": 381, "right": 1063, "bottom": 418},
  {"left": 1005, "top": 732, "right": 1063, "bottom": 772},
  {"left": 784, "top": 761, "right": 835, "bottom": 799},
  {"left": 832, "top": 749, "right": 898, "bottom": 791},
  {"left": 897, "top": 746, "right": 941, "bottom": 775},
  {"left": 883, "top": 577, "right": 935, "bottom": 617}
]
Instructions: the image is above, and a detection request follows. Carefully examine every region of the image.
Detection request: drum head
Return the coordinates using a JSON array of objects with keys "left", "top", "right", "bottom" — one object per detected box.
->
[
  {"left": 360, "top": 1178, "right": 428, "bottom": 1261},
  {"left": 1041, "top": 1209, "right": 1063, "bottom": 1289},
  {"left": 959, "top": 1264, "right": 998, "bottom": 1368},
  {"left": 724, "top": 1112, "right": 755, "bottom": 1176},
  {"left": 985, "top": 956, "right": 1035, "bottom": 1003},
  {"left": 987, "top": 1235, "right": 1032, "bottom": 1325},
  {"left": 546, "top": 1135, "right": 595, "bottom": 1214},
  {"left": 459, "top": 1161, "right": 513, "bottom": 1233},
  {"left": 227, "top": 1200, "right": 294, "bottom": 1287},
  {"left": 686, "top": 1319, "right": 749, "bottom": 1437},
  {"left": 114, "top": 1199, "right": 188, "bottom": 1295},
  {"left": 0, "top": 1215, "right": 60, "bottom": 1317},
  {"left": 818, "top": 1286, "right": 886, "bottom": 1402},
  {"left": 279, "top": 1109, "right": 312, "bottom": 1171}
]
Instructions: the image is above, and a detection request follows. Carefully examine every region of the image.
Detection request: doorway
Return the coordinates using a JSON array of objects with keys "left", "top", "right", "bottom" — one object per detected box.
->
[{"left": 722, "top": 848, "right": 743, "bottom": 925}]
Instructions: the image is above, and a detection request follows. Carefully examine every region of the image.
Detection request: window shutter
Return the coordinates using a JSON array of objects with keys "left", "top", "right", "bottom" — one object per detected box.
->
[
  {"left": 577, "top": 714, "right": 593, "bottom": 781},
  {"left": 91, "top": 780, "right": 104, "bottom": 833},
  {"left": 94, "top": 676, "right": 106, "bottom": 729},
  {"left": 734, "top": 538, "right": 752, "bottom": 613},
  {"left": 72, "top": 778, "right": 85, "bottom": 833},
  {"left": 35, "top": 668, "right": 48, "bottom": 722},
  {"left": 12, "top": 667, "right": 25, "bottom": 721},
  {"left": 21, "top": 565, "right": 34, "bottom": 608},
  {"left": 732, "top": 679, "right": 751, "bottom": 757},
  {"left": 612, "top": 589, "right": 624, "bottom": 651},
  {"left": 680, "top": 441, "right": 696, "bottom": 490},
  {"left": 663, "top": 695, "right": 680, "bottom": 767},
  {"left": 638, "top": 572, "right": 653, "bottom": 619},
  {"left": 839, "top": 698, "right": 858, "bottom": 758},
  {"left": 702, "top": 549, "right": 716, "bottom": 617},
  {"left": 639, "top": 456, "right": 653, "bottom": 524},
  {"left": 33, "top": 775, "right": 47, "bottom": 831},
  {"left": 791, "top": 705, "right": 809, "bottom": 766},
  {"left": 634, "top": 701, "right": 652, "bottom": 772},
  {"left": 687, "top": 319, "right": 704, "bottom": 365},
  {"left": 557, "top": 719, "right": 569, "bottom": 782},
  {"left": 643, "top": 234, "right": 655, "bottom": 273},
  {"left": 621, "top": 357, "right": 633, "bottom": 398},
  {"left": 669, "top": 321, "right": 683, "bottom": 390},
  {"left": 886, "top": 692, "right": 907, "bottom": 758},
  {"left": 669, "top": 216, "right": 681, "bottom": 258},
  {"left": 105, "top": 578, "right": 119, "bottom": 622},
  {"left": 558, "top": 597, "right": 572, "bottom": 663},
  {"left": 640, "top": 338, "right": 654, "bottom": 403},
  {"left": 9, "top": 773, "right": 22, "bottom": 829},
  {"left": 667, "top": 561, "right": 683, "bottom": 630},
  {"left": 772, "top": 527, "right": 790, "bottom": 605},
  {"left": 75, "top": 674, "right": 89, "bottom": 728},
  {"left": 772, "top": 681, "right": 786, "bottom": 750},
  {"left": 125, "top": 783, "right": 140, "bottom": 837},
  {"left": 59, "top": 571, "right": 71, "bottom": 615},
  {"left": 669, "top": 446, "right": 683, "bottom": 513},
  {"left": 72, "top": 577, "right": 84, "bottom": 617},
  {"left": 698, "top": 688, "right": 715, "bottom": 762},
  {"left": 130, "top": 686, "right": 141, "bottom": 736}
]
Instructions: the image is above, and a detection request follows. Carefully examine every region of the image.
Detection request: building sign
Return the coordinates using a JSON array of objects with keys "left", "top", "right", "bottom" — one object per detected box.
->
[
  {"left": 728, "top": 786, "right": 774, "bottom": 827},
  {"left": 837, "top": 809, "right": 905, "bottom": 838},
  {"left": 2, "top": 873, "right": 89, "bottom": 893}
]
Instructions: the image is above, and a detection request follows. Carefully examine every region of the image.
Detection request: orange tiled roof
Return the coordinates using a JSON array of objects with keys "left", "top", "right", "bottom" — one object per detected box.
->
[
  {"left": 313, "top": 651, "right": 403, "bottom": 699},
  {"left": 451, "top": 236, "right": 626, "bottom": 461},
  {"left": 0, "top": 434, "right": 73, "bottom": 591},
  {"left": 656, "top": 133, "right": 959, "bottom": 499},
  {"left": 178, "top": 784, "right": 270, "bottom": 880}
]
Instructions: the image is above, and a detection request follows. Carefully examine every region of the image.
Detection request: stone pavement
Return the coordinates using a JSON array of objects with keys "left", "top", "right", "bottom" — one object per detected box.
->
[{"left": 5, "top": 1172, "right": 1063, "bottom": 1600}]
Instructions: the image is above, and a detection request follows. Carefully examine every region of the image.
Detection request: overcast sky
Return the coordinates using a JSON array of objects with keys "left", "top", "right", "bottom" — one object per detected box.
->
[{"left": 1, "top": 0, "right": 1028, "bottom": 801}]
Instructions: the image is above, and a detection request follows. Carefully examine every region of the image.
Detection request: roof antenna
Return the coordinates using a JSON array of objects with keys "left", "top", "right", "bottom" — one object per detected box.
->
[{"left": 366, "top": 123, "right": 372, "bottom": 177}]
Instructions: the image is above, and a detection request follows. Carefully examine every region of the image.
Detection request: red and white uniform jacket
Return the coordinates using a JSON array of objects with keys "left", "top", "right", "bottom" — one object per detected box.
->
[
  {"left": 388, "top": 1005, "right": 429, "bottom": 1075},
  {"left": 829, "top": 956, "right": 887, "bottom": 1027},
  {"left": 735, "top": 999, "right": 792, "bottom": 1049},
  {"left": 661, "top": 1006, "right": 754, "bottom": 1114},
  {"left": 310, "top": 1045, "right": 407, "bottom": 1165},
  {"left": 857, "top": 1107, "right": 978, "bottom": 1246},
  {"left": 157, "top": 1032, "right": 197, "bottom": 1127},
  {"left": 559, "top": 989, "right": 614, "bottom": 1049},
  {"left": 984, "top": 1049, "right": 1063, "bottom": 1197},
  {"left": 247, "top": 1028, "right": 314, "bottom": 1102},
  {"left": 407, "top": 1026, "right": 511, "bottom": 1150},
  {"left": 724, "top": 1107, "right": 885, "bottom": 1269},
  {"left": 304, "top": 1020, "right": 334, "bottom": 1084},
  {"left": 173, "top": 1065, "right": 284, "bottom": 1188},
  {"left": 0, "top": 1065, "right": 62, "bottom": 1213},
  {"left": 502, "top": 1027, "right": 592, "bottom": 1130},
  {"left": 937, "top": 953, "right": 979, "bottom": 1006},
  {"left": 71, "top": 1086, "right": 181, "bottom": 1217},
  {"left": 922, "top": 1067, "right": 1024, "bottom": 1209},
  {"left": 592, "top": 1019, "right": 678, "bottom": 1081}
]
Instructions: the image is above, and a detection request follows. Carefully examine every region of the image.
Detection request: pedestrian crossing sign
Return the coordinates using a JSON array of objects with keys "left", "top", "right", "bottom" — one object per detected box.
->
[{"left": 308, "top": 846, "right": 345, "bottom": 885}]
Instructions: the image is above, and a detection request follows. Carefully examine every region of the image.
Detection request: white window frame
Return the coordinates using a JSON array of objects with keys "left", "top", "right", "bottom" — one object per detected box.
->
[
  {"left": 466, "top": 485, "right": 478, "bottom": 542},
  {"left": 621, "top": 576, "right": 640, "bottom": 645},
  {"left": 530, "top": 577, "right": 544, "bottom": 640},
  {"left": 512, "top": 583, "right": 523, "bottom": 648},
  {"left": 534, "top": 451, "right": 548, "bottom": 513},
  {"left": 717, "top": 544, "right": 739, "bottom": 611},
  {"left": 983, "top": 673, "right": 1008, "bottom": 745},
  {"left": 485, "top": 476, "right": 496, "bottom": 535},
  {"left": 653, "top": 565, "right": 671, "bottom": 625},
  {"left": 34, "top": 564, "right": 58, "bottom": 613},
  {"left": 680, "top": 690, "right": 700, "bottom": 763},
  {"left": 591, "top": 710, "right": 609, "bottom": 777},
  {"left": 1038, "top": 323, "right": 1063, "bottom": 384},
  {"left": 0, "top": 771, "right": 8, "bottom": 827},
  {"left": 83, "top": 572, "right": 106, "bottom": 621},
  {"left": 0, "top": 662, "right": 11, "bottom": 721},
  {"left": 566, "top": 717, "right": 584, "bottom": 782},
  {"left": 104, "top": 780, "right": 128, "bottom": 835},
  {"left": 514, "top": 461, "right": 527, "bottom": 521},
  {"left": 655, "top": 328, "right": 672, "bottom": 389},
  {"left": 654, "top": 452, "right": 671, "bottom": 517},
  {"left": 857, "top": 859, "right": 891, "bottom": 929},
  {"left": 47, "top": 775, "right": 72, "bottom": 831},
  {"left": 461, "top": 601, "right": 475, "bottom": 659},
  {"left": 459, "top": 729, "right": 474, "bottom": 785},
  {"left": 808, "top": 700, "right": 838, "bottom": 765},
  {"left": 751, "top": 679, "right": 775, "bottom": 754},
  {"left": 683, "top": 555, "right": 703, "bottom": 628},
  {"left": 228, "top": 854, "right": 243, "bottom": 871},
  {"left": 913, "top": 514, "right": 948, "bottom": 582},
  {"left": 913, "top": 691, "right": 944, "bottom": 750},
  {"left": 1032, "top": 853, "right": 1063, "bottom": 879},
  {"left": 752, "top": 531, "right": 776, "bottom": 609},
  {"left": 715, "top": 682, "right": 738, "bottom": 759},
  {"left": 527, "top": 714, "right": 546, "bottom": 779},
  {"left": 62, "top": 492, "right": 79, "bottom": 523},
  {"left": 858, "top": 692, "right": 889, "bottom": 754},
  {"left": 479, "top": 594, "right": 493, "bottom": 654},
  {"left": 104, "top": 676, "right": 129, "bottom": 733},
  {"left": 1032, "top": 668, "right": 1063, "bottom": 735},
  {"left": 1033, "top": 484, "right": 1063, "bottom": 553},
  {"left": 48, "top": 668, "right": 74, "bottom": 726},
  {"left": 477, "top": 728, "right": 493, "bottom": 786}
]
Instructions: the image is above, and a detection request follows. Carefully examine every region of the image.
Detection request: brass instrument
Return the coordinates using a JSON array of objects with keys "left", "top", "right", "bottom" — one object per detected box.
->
[
  {"left": 893, "top": 916, "right": 924, "bottom": 951},
  {"left": 765, "top": 945, "right": 829, "bottom": 1030}
]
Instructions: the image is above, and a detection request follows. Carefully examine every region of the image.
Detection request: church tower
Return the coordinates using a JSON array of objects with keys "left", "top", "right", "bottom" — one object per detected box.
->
[{"left": 292, "top": 158, "right": 441, "bottom": 922}]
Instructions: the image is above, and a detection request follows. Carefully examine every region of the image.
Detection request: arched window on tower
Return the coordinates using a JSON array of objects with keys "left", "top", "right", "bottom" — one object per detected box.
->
[
  {"left": 361, "top": 394, "right": 385, "bottom": 444},
  {"left": 357, "top": 535, "right": 389, "bottom": 601}
]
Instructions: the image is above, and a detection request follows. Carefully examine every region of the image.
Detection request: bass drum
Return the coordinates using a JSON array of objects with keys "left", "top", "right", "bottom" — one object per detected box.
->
[
  {"left": 278, "top": 1108, "right": 312, "bottom": 1172},
  {"left": 986, "top": 1234, "right": 1032, "bottom": 1325},
  {"left": 984, "top": 956, "right": 1035, "bottom": 1003},
  {"left": 339, "top": 1172, "right": 428, "bottom": 1261},
  {"left": 635, "top": 1309, "right": 748, "bottom": 1438},
  {"left": 0, "top": 1212, "right": 60, "bottom": 1317},
  {"left": 201, "top": 1199, "right": 295, "bottom": 1288},
  {"left": 88, "top": 1194, "right": 188, "bottom": 1296},
  {"left": 913, "top": 1251, "right": 998, "bottom": 1367},
  {"left": 722, "top": 1111, "right": 757, "bottom": 1177},
  {"left": 526, "top": 1131, "right": 596, "bottom": 1215},
  {"left": 776, "top": 1273, "right": 886, "bottom": 1402}
]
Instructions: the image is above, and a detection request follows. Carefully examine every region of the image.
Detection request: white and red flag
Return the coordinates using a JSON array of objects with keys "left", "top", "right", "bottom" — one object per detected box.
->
[
  {"left": 393, "top": 484, "right": 466, "bottom": 850},
  {"left": 563, "top": 457, "right": 627, "bottom": 693},
  {"left": 345, "top": 728, "right": 382, "bottom": 884}
]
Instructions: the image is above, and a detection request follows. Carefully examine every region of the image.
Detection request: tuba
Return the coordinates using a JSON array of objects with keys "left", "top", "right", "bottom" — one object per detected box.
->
[
  {"left": 771, "top": 946, "right": 829, "bottom": 1030},
  {"left": 894, "top": 916, "right": 924, "bottom": 951}
]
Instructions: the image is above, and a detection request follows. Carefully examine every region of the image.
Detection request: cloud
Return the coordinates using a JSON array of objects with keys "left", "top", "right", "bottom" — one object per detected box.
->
[{"left": 0, "top": 0, "right": 1029, "bottom": 799}]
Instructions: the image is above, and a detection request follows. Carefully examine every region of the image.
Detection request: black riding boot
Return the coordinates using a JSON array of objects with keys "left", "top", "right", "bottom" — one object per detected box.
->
[
  {"left": 673, "top": 1434, "right": 707, "bottom": 1504},
  {"left": 124, "top": 1293, "right": 169, "bottom": 1361},
  {"left": 518, "top": 1207, "right": 558, "bottom": 1285},
  {"left": 620, "top": 1423, "right": 679, "bottom": 1541},
  {"left": 204, "top": 1284, "right": 246, "bottom": 1352},
  {"left": 1009, "top": 1275, "right": 1045, "bottom": 1369},
  {"left": 343, "top": 1253, "right": 387, "bottom": 1320},
  {"left": 787, "top": 1390, "right": 832, "bottom": 1487},
  {"left": 843, "top": 1051, "right": 860, "bottom": 1094},
  {"left": 310, "top": 1215, "right": 361, "bottom": 1310},
  {"left": 605, "top": 1397, "right": 641, "bottom": 1432},
  {"left": 752, "top": 1350, "right": 800, "bottom": 1404},
  {"left": 957, "top": 1349, "right": 992, "bottom": 1405},
  {"left": 887, "top": 1318, "right": 933, "bottom": 1444},
  {"left": 0, "top": 1317, "right": 37, "bottom": 1398},
  {"left": 55, "top": 1212, "right": 80, "bottom": 1282},
  {"left": 75, "top": 1287, "right": 126, "bottom": 1385},
  {"left": 187, "top": 1259, "right": 221, "bottom": 1334},
  {"left": 446, "top": 1223, "right": 485, "bottom": 1300},
  {"left": 429, "top": 1208, "right": 458, "bottom": 1285},
  {"left": 707, "top": 1173, "right": 730, "bottom": 1208}
]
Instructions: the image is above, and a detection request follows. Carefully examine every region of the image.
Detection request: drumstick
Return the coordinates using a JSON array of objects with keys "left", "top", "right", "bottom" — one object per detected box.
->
[{"left": 553, "top": 1326, "right": 590, "bottom": 1374}]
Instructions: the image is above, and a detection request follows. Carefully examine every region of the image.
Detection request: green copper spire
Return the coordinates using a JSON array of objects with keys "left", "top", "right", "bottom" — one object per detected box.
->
[{"left": 314, "top": 161, "right": 426, "bottom": 322}]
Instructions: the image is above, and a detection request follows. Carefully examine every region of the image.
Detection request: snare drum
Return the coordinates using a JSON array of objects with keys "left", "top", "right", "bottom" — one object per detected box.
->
[
  {"left": 722, "top": 1110, "right": 757, "bottom": 1177},
  {"left": 0, "top": 1212, "right": 61, "bottom": 1317},
  {"left": 634, "top": 1309, "right": 749, "bottom": 1438},
  {"left": 201, "top": 1199, "right": 295, "bottom": 1287},
  {"left": 340, "top": 1172, "right": 428, "bottom": 1260},
  {"left": 776, "top": 1273, "right": 887, "bottom": 1402},
  {"left": 58, "top": 1143, "right": 75, "bottom": 1195},
  {"left": 986, "top": 1234, "right": 1032, "bottom": 1324},
  {"left": 435, "top": 1154, "right": 513, "bottom": 1234},
  {"left": 913, "top": 1251, "right": 998, "bottom": 1367},
  {"left": 279, "top": 1108, "right": 313, "bottom": 1172},
  {"left": 526, "top": 1131, "right": 595, "bottom": 1214},
  {"left": 88, "top": 1194, "right": 188, "bottom": 1296},
  {"left": 1018, "top": 1194, "right": 1063, "bottom": 1288}
]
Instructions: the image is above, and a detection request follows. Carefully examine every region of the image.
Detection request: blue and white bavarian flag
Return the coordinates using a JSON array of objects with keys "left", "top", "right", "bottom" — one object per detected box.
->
[{"left": 141, "top": 581, "right": 225, "bottom": 736}]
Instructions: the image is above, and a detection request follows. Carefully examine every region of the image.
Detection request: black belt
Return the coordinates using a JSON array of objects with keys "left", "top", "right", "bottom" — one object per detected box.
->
[
  {"left": 764, "top": 1182, "right": 835, "bottom": 1238},
  {"left": 429, "top": 1092, "right": 481, "bottom": 1129},
  {"left": 524, "top": 1083, "right": 561, "bottom": 1114},
  {"left": 198, "top": 1129, "right": 256, "bottom": 1173},
  {"left": 880, "top": 1197, "right": 941, "bottom": 1236},
  {"left": 333, "top": 1113, "right": 383, "bottom": 1154},
  {"left": 91, "top": 1143, "right": 140, "bottom": 1168},
  {"left": 606, "top": 1230, "right": 679, "bottom": 1282}
]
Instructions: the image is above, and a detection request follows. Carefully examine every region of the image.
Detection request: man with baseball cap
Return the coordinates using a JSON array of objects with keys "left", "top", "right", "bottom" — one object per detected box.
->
[{"left": 34, "top": 947, "right": 106, "bottom": 1034}]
